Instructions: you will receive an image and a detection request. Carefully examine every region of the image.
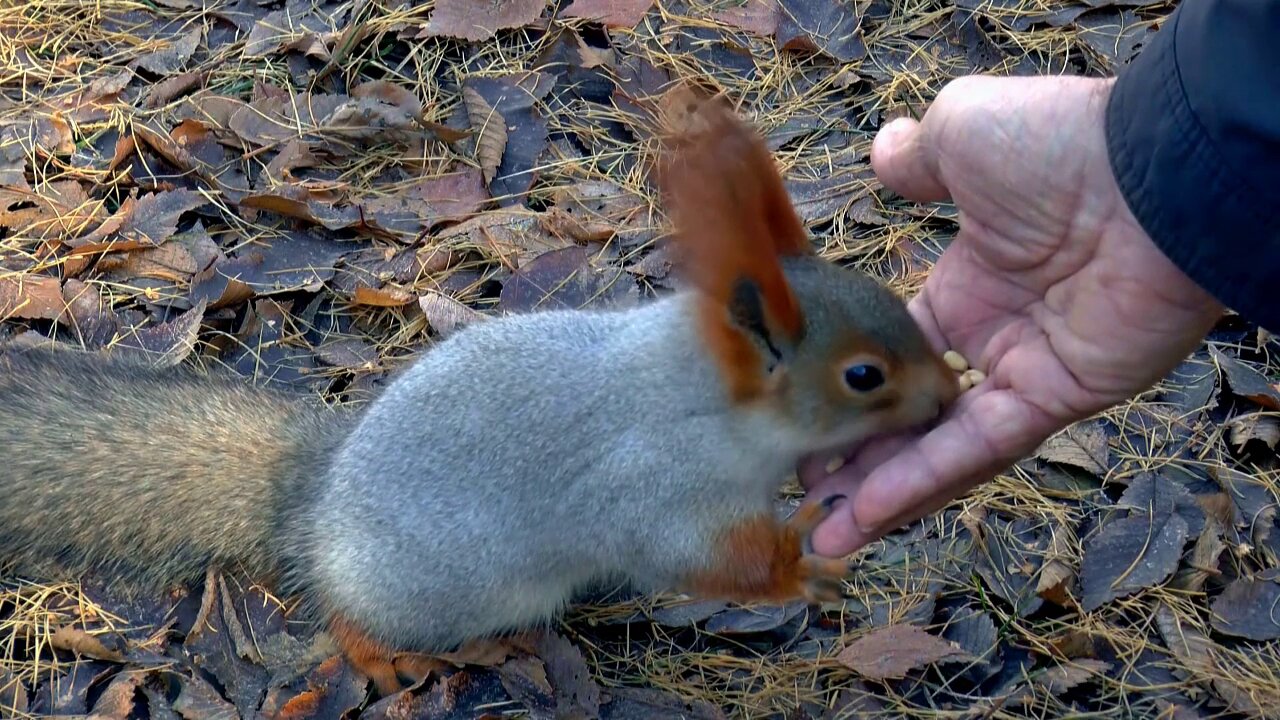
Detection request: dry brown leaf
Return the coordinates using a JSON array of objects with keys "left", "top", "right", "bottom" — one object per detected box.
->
[
  {"left": 560, "top": 0, "right": 655, "bottom": 27},
  {"left": 1032, "top": 659, "right": 1111, "bottom": 694},
  {"left": 0, "top": 274, "right": 64, "bottom": 320},
  {"left": 1036, "top": 525, "right": 1077, "bottom": 607},
  {"left": 1079, "top": 500, "right": 1188, "bottom": 612},
  {"left": 91, "top": 670, "right": 145, "bottom": 719},
  {"left": 106, "top": 189, "right": 206, "bottom": 247},
  {"left": 462, "top": 86, "right": 508, "bottom": 184},
  {"left": 430, "top": 635, "right": 535, "bottom": 667},
  {"left": 1035, "top": 420, "right": 1110, "bottom": 476},
  {"left": 0, "top": 180, "right": 101, "bottom": 239},
  {"left": 352, "top": 285, "right": 415, "bottom": 307},
  {"left": 1210, "top": 345, "right": 1280, "bottom": 410},
  {"left": 836, "top": 624, "right": 973, "bottom": 681},
  {"left": 1156, "top": 603, "right": 1280, "bottom": 718},
  {"left": 112, "top": 300, "right": 207, "bottom": 368},
  {"left": 132, "top": 27, "right": 202, "bottom": 75},
  {"left": 419, "top": 0, "right": 549, "bottom": 41},
  {"left": 1209, "top": 577, "right": 1280, "bottom": 640},
  {"left": 48, "top": 625, "right": 125, "bottom": 663},
  {"left": 777, "top": 0, "right": 867, "bottom": 62},
  {"left": 419, "top": 291, "right": 486, "bottom": 337},
  {"left": 143, "top": 70, "right": 206, "bottom": 108},
  {"left": 714, "top": 0, "right": 780, "bottom": 35},
  {"left": 1227, "top": 412, "right": 1280, "bottom": 450},
  {"left": 1173, "top": 517, "right": 1226, "bottom": 592}
]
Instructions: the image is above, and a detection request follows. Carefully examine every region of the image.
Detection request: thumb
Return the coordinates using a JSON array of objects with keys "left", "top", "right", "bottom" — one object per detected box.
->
[{"left": 870, "top": 116, "right": 950, "bottom": 203}]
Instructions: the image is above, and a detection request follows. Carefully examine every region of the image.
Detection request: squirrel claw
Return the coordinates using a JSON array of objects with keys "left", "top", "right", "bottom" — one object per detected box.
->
[{"left": 791, "top": 498, "right": 851, "bottom": 602}]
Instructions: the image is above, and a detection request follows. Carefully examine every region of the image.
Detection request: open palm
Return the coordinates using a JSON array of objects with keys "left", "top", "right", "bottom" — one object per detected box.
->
[{"left": 801, "top": 75, "right": 1224, "bottom": 557}]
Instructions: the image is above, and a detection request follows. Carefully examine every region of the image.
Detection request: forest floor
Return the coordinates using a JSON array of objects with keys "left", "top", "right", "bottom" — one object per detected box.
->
[{"left": 1, "top": 0, "right": 1278, "bottom": 717}]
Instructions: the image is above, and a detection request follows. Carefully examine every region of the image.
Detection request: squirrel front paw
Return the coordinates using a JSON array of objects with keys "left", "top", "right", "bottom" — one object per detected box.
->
[
  {"left": 789, "top": 495, "right": 854, "bottom": 603},
  {"left": 683, "top": 495, "right": 854, "bottom": 605}
]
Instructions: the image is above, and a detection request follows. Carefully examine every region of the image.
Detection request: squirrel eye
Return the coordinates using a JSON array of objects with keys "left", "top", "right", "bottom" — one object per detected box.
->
[{"left": 843, "top": 363, "right": 885, "bottom": 393}]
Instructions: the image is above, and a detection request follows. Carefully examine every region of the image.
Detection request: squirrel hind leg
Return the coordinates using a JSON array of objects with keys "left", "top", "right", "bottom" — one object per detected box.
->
[{"left": 328, "top": 615, "right": 403, "bottom": 697}]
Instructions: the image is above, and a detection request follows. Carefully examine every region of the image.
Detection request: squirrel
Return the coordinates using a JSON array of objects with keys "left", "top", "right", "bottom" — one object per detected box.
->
[{"left": 0, "top": 94, "right": 960, "bottom": 696}]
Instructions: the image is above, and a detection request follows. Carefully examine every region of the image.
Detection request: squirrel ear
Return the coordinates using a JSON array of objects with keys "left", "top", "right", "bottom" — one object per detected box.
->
[{"left": 657, "top": 90, "right": 813, "bottom": 402}]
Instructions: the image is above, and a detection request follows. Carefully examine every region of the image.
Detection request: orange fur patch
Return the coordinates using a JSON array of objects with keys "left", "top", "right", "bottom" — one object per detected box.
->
[
  {"left": 658, "top": 92, "right": 813, "bottom": 403},
  {"left": 682, "top": 503, "right": 847, "bottom": 602},
  {"left": 328, "top": 614, "right": 402, "bottom": 696}
]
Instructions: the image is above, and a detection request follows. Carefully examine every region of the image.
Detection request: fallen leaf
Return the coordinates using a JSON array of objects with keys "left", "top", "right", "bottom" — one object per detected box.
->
[
  {"left": 461, "top": 72, "right": 554, "bottom": 203},
  {"left": 1209, "top": 465, "right": 1279, "bottom": 546},
  {"left": 560, "top": 0, "right": 654, "bottom": 28},
  {"left": 314, "top": 338, "right": 378, "bottom": 369},
  {"left": 533, "top": 632, "right": 601, "bottom": 719},
  {"left": 1211, "top": 345, "right": 1280, "bottom": 410},
  {"left": 1160, "top": 352, "right": 1219, "bottom": 415},
  {"left": 973, "top": 516, "right": 1049, "bottom": 617},
  {"left": 600, "top": 687, "right": 727, "bottom": 719},
  {"left": 242, "top": 8, "right": 333, "bottom": 59},
  {"left": 705, "top": 602, "right": 807, "bottom": 635},
  {"left": 1209, "top": 577, "right": 1280, "bottom": 641},
  {"left": 73, "top": 189, "right": 207, "bottom": 248},
  {"left": 132, "top": 26, "right": 202, "bottom": 75},
  {"left": 172, "top": 669, "right": 240, "bottom": 720},
  {"left": 0, "top": 180, "right": 101, "bottom": 239},
  {"left": 1227, "top": 412, "right": 1280, "bottom": 451},
  {"left": 361, "top": 669, "right": 512, "bottom": 720},
  {"left": 432, "top": 635, "right": 536, "bottom": 667},
  {"left": 836, "top": 624, "right": 973, "bottom": 681},
  {"left": 1075, "top": 8, "right": 1155, "bottom": 69},
  {"left": 714, "top": 0, "right": 779, "bottom": 35},
  {"left": 190, "top": 230, "right": 347, "bottom": 309},
  {"left": 420, "top": 0, "right": 549, "bottom": 41},
  {"left": 499, "top": 244, "right": 636, "bottom": 313},
  {"left": 352, "top": 285, "right": 415, "bottom": 307},
  {"left": 1173, "top": 516, "right": 1227, "bottom": 592},
  {"left": 777, "top": 0, "right": 867, "bottom": 62},
  {"left": 462, "top": 86, "right": 508, "bottom": 185},
  {"left": 419, "top": 291, "right": 486, "bottom": 337},
  {"left": 941, "top": 608, "right": 1000, "bottom": 676},
  {"left": 0, "top": 274, "right": 64, "bottom": 320},
  {"left": 436, "top": 208, "right": 570, "bottom": 265},
  {"left": 1117, "top": 472, "right": 1206, "bottom": 537},
  {"left": 51, "top": 69, "right": 132, "bottom": 123},
  {"left": 1079, "top": 499, "right": 1189, "bottom": 612},
  {"left": 0, "top": 669, "right": 29, "bottom": 716},
  {"left": 1156, "top": 603, "right": 1279, "bottom": 718},
  {"left": 89, "top": 670, "right": 145, "bottom": 719},
  {"left": 111, "top": 300, "right": 207, "bottom": 368},
  {"left": 48, "top": 626, "right": 124, "bottom": 663},
  {"left": 1036, "top": 525, "right": 1078, "bottom": 607},
  {"left": 143, "top": 70, "right": 206, "bottom": 108},
  {"left": 1035, "top": 420, "right": 1111, "bottom": 476},
  {"left": 1032, "top": 659, "right": 1111, "bottom": 694},
  {"left": 270, "top": 655, "right": 366, "bottom": 720}
]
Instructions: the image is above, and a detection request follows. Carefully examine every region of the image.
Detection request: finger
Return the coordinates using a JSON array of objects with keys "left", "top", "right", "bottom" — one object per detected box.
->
[
  {"left": 870, "top": 117, "right": 950, "bottom": 203},
  {"left": 796, "top": 433, "right": 915, "bottom": 491},
  {"left": 852, "top": 389, "right": 1051, "bottom": 536}
]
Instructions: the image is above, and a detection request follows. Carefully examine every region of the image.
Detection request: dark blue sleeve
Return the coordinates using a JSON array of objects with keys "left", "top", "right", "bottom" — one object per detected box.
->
[{"left": 1105, "top": 0, "right": 1280, "bottom": 331}]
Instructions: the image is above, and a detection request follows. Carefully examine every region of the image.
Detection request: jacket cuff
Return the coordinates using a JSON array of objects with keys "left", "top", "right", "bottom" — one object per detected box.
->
[{"left": 1105, "top": 6, "right": 1280, "bottom": 330}]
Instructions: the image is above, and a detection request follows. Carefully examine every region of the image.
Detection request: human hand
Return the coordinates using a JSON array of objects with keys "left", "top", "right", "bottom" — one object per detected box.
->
[{"left": 800, "top": 74, "right": 1224, "bottom": 557}]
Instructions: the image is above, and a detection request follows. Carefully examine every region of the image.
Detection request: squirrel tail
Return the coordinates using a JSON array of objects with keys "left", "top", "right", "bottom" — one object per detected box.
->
[{"left": 0, "top": 346, "right": 345, "bottom": 592}]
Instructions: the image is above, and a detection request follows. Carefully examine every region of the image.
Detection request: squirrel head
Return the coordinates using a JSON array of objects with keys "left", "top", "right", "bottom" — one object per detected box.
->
[{"left": 656, "top": 90, "right": 959, "bottom": 453}]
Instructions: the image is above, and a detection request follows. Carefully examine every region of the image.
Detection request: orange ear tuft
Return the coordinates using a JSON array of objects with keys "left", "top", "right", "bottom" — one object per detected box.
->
[{"left": 657, "top": 91, "right": 813, "bottom": 402}]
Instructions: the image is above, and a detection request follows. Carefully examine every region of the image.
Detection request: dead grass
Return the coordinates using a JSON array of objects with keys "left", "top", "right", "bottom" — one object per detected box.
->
[{"left": 1, "top": 0, "right": 1277, "bottom": 717}]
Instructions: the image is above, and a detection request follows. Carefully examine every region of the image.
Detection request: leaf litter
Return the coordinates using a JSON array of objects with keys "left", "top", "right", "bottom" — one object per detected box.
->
[{"left": 2, "top": 0, "right": 1280, "bottom": 718}]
